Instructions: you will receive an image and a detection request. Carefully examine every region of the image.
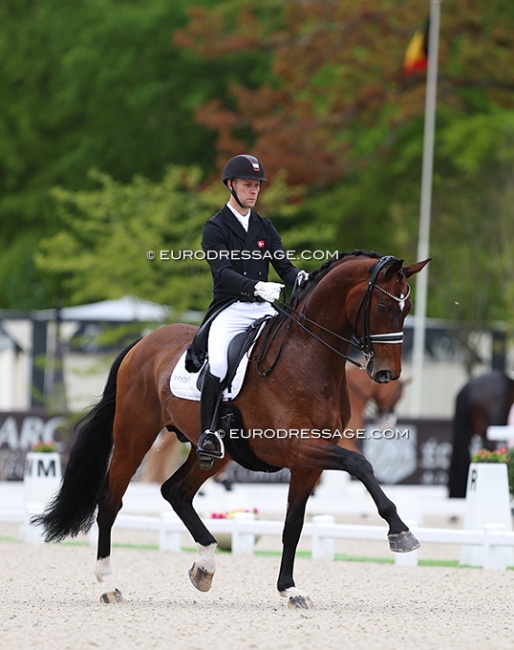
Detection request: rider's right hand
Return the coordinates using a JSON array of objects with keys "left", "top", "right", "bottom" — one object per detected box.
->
[{"left": 254, "top": 281, "right": 284, "bottom": 303}]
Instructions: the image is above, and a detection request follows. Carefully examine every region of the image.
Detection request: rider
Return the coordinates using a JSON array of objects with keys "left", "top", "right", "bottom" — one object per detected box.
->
[{"left": 194, "top": 154, "right": 308, "bottom": 464}]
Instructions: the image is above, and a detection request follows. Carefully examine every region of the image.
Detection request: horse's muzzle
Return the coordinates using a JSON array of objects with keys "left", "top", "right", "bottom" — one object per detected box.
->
[{"left": 374, "top": 369, "right": 393, "bottom": 384}]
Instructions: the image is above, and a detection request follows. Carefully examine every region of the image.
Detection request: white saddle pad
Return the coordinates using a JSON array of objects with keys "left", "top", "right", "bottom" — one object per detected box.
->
[{"left": 170, "top": 348, "right": 252, "bottom": 402}]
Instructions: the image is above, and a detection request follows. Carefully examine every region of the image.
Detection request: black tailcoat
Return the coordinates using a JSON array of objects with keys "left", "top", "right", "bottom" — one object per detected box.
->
[{"left": 185, "top": 205, "right": 299, "bottom": 372}]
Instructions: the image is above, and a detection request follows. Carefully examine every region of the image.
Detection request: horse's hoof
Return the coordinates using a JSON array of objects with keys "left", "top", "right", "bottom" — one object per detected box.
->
[
  {"left": 287, "top": 595, "right": 315, "bottom": 610},
  {"left": 281, "top": 587, "right": 315, "bottom": 610},
  {"left": 189, "top": 562, "right": 214, "bottom": 592},
  {"left": 99, "top": 588, "right": 123, "bottom": 604},
  {"left": 388, "top": 530, "right": 420, "bottom": 553}
]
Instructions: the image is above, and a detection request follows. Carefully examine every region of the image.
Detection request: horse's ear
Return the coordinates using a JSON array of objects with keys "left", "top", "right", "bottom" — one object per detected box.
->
[
  {"left": 403, "top": 258, "right": 431, "bottom": 278},
  {"left": 382, "top": 259, "right": 404, "bottom": 279}
]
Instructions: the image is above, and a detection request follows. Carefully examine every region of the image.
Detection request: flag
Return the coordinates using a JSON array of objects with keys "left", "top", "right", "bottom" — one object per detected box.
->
[{"left": 404, "top": 21, "right": 429, "bottom": 75}]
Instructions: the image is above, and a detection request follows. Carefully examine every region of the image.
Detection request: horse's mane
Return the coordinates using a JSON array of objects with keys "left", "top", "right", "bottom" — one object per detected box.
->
[
  {"left": 309, "top": 249, "right": 382, "bottom": 281},
  {"left": 302, "top": 249, "right": 383, "bottom": 296}
]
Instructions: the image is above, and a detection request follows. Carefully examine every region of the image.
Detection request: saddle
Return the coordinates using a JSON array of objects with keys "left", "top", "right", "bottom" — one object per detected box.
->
[
  {"left": 170, "top": 316, "right": 271, "bottom": 401},
  {"left": 170, "top": 315, "right": 282, "bottom": 473}
]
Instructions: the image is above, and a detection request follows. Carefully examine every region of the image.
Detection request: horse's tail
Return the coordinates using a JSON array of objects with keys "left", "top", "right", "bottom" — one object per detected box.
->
[
  {"left": 31, "top": 338, "right": 141, "bottom": 542},
  {"left": 448, "top": 382, "right": 472, "bottom": 498}
]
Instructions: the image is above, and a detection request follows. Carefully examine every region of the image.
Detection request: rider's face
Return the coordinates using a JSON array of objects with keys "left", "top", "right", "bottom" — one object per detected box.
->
[{"left": 230, "top": 178, "right": 261, "bottom": 211}]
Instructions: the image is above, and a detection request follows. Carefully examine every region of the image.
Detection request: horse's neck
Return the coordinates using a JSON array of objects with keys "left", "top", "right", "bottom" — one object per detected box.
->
[{"left": 295, "top": 268, "right": 355, "bottom": 367}]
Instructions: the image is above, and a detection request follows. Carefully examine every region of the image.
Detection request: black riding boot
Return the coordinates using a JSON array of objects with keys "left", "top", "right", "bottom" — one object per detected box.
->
[{"left": 197, "top": 370, "right": 224, "bottom": 467}]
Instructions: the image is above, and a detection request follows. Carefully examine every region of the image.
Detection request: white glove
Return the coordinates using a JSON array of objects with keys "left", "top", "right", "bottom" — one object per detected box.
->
[
  {"left": 254, "top": 281, "right": 284, "bottom": 303},
  {"left": 296, "top": 270, "right": 309, "bottom": 287}
]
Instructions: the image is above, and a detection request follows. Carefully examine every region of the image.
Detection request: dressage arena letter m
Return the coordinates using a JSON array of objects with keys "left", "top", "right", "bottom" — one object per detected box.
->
[{"left": 26, "top": 456, "right": 58, "bottom": 479}]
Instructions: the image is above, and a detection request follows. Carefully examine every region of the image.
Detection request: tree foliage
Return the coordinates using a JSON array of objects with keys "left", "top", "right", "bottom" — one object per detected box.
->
[
  {"left": 176, "top": 0, "right": 514, "bottom": 186},
  {"left": 2, "top": 0, "right": 514, "bottom": 338},
  {"left": 35, "top": 167, "right": 213, "bottom": 312}
]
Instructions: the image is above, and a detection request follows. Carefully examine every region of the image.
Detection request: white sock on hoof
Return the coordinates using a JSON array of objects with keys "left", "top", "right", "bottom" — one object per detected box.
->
[
  {"left": 280, "top": 587, "right": 309, "bottom": 600},
  {"left": 195, "top": 542, "right": 217, "bottom": 573},
  {"left": 95, "top": 557, "right": 117, "bottom": 594}
]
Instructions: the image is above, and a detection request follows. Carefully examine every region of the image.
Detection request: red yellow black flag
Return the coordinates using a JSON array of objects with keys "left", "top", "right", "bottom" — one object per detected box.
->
[{"left": 404, "top": 21, "right": 429, "bottom": 75}]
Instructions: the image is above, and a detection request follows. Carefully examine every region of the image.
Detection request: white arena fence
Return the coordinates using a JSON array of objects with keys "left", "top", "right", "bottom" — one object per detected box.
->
[{"left": 1, "top": 477, "right": 514, "bottom": 571}]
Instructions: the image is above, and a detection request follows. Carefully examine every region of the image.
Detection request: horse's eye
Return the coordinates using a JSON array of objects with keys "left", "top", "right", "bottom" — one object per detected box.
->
[{"left": 377, "top": 303, "right": 388, "bottom": 314}]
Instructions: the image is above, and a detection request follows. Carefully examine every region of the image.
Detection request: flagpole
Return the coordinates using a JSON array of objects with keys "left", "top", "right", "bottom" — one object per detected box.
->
[{"left": 410, "top": 0, "right": 441, "bottom": 416}]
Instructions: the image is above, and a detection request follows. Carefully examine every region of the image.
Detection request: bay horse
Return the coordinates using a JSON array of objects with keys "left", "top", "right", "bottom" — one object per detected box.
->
[
  {"left": 448, "top": 370, "right": 514, "bottom": 498},
  {"left": 32, "top": 251, "right": 429, "bottom": 609},
  {"left": 140, "top": 366, "right": 408, "bottom": 482}
]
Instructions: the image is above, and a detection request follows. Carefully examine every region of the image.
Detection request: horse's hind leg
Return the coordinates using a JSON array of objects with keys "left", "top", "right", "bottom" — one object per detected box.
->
[
  {"left": 161, "top": 449, "right": 230, "bottom": 593},
  {"left": 277, "top": 470, "right": 321, "bottom": 609},
  {"left": 95, "top": 421, "right": 160, "bottom": 603}
]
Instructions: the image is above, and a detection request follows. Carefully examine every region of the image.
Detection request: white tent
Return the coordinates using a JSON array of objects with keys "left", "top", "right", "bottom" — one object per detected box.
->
[{"left": 58, "top": 295, "right": 172, "bottom": 323}]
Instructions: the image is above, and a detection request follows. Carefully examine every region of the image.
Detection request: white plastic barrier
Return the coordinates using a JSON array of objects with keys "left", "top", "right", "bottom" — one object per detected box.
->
[
  {"left": 89, "top": 513, "right": 514, "bottom": 570},
  {"left": 8, "top": 505, "right": 514, "bottom": 570}
]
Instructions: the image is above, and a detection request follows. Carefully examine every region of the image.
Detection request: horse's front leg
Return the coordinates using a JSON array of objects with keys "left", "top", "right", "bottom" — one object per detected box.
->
[
  {"left": 277, "top": 470, "right": 321, "bottom": 610},
  {"left": 161, "top": 448, "right": 230, "bottom": 593},
  {"left": 305, "top": 442, "right": 420, "bottom": 553}
]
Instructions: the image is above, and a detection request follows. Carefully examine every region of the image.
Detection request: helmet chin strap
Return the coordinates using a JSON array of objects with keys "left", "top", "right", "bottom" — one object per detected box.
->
[{"left": 228, "top": 180, "right": 245, "bottom": 209}]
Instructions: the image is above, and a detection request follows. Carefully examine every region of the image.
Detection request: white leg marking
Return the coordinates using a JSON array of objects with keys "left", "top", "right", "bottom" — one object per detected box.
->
[
  {"left": 94, "top": 557, "right": 117, "bottom": 594},
  {"left": 280, "top": 587, "right": 309, "bottom": 600},
  {"left": 195, "top": 542, "right": 217, "bottom": 573}
]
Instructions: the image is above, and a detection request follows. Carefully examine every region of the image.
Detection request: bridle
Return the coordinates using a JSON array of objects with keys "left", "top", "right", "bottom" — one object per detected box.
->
[
  {"left": 255, "top": 256, "right": 410, "bottom": 375},
  {"left": 350, "top": 255, "right": 411, "bottom": 368}
]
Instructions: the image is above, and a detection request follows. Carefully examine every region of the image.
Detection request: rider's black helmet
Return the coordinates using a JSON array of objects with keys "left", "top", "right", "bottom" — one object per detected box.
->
[{"left": 222, "top": 154, "right": 268, "bottom": 186}]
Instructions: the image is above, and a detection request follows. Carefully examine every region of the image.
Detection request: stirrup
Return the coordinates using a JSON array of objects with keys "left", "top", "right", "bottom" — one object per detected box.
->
[{"left": 197, "top": 430, "right": 225, "bottom": 468}]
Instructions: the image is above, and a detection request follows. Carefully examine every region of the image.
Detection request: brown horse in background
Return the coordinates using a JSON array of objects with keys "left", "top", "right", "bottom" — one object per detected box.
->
[
  {"left": 32, "top": 252, "right": 429, "bottom": 609},
  {"left": 342, "top": 364, "right": 408, "bottom": 453}
]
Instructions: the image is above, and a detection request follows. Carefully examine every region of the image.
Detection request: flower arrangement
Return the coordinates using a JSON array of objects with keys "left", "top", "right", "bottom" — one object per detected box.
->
[
  {"left": 471, "top": 447, "right": 510, "bottom": 464},
  {"left": 31, "top": 441, "right": 58, "bottom": 453},
  {"left": 211, "top": 507, "right": 259, "bottom": 520}
]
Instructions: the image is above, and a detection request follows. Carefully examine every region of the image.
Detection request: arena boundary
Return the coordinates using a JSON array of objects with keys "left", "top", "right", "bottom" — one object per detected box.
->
[{"left": 4, "top": 478, "right": 511, "bottom": 570}]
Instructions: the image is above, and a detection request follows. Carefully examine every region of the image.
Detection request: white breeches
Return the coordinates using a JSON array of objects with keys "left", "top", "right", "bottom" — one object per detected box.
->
[{"left": 208, "top": 301, "right": 277, "bottom": 379}]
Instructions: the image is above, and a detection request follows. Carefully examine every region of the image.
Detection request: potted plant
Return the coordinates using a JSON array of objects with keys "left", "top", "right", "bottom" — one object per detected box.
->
[{"left": 471, "top": 447, "right": 510, "bottom": 464}]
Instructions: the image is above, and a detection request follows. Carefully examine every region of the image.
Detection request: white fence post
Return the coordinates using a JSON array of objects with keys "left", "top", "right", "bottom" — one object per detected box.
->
[
  {"left": 231, "top": 511, "right": 256, "bottom": 555},
  {"left": 312, "top": 515, "right": 335, "bottom": 560},
  {"left": 483, "top": 524, "right": 508, "bottom": 571},
  {"left": 159, "top": 513, "right": 182, "bottom": 552}
]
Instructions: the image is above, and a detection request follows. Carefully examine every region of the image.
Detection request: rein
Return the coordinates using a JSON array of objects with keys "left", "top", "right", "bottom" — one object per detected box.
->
[{"left": 254, "top": 256, "right": 410, "bottom": 375}]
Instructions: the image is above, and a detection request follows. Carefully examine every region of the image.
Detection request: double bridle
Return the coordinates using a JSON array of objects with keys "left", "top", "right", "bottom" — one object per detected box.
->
[
  {"left": 257, "top": 256, "right": 410, "bottom": 374},
  {"left": 351, "top": 255, "right": 410, "bottom": 368}
]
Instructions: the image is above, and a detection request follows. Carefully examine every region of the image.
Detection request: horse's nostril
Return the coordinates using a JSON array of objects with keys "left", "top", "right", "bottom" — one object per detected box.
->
[{"left": 375, "top": 370, "right": 392, "bottom": 384}]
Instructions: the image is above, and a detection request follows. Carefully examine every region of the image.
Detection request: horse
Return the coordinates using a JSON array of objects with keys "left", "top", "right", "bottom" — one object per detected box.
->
[
  {"left": 32, "top": 251, "right": 429, "bottom": 609},
  {"left": 341, "top": 364, "right": 408, "bottom": 453},
  {"left": 448, "top": 370, "right": 514, "bottom": 498},
  {"left": 140, "top": 365, "right": 408, "bottom": 483}
]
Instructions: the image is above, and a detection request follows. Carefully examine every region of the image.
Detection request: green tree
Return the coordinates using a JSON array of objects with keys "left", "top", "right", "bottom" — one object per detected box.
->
[
  {"left": 35, "top": 167, "right": 213, "bottom": 312},
  {"left": 0, "top": 0, "right": 253, "bottom": 308}
]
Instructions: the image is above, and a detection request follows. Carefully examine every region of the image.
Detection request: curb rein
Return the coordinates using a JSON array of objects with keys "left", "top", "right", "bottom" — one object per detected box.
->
[{"left": 254, "top": 256, "right": 410, "bottom": 376}]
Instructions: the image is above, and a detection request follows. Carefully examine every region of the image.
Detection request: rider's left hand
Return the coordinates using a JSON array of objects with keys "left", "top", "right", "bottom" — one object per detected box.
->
[{"left": 296, "top": 270, "right": 309, "bottom": 288}]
